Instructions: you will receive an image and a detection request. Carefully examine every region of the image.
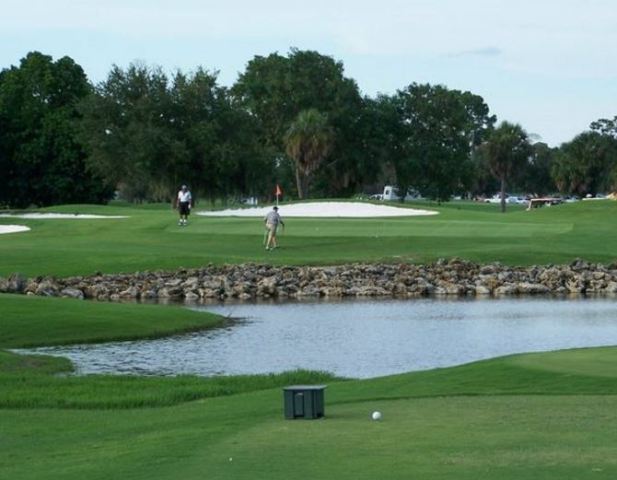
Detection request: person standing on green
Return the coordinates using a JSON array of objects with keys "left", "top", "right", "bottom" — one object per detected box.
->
[
  {"left": 264, "top": 206, "right": 284, "bottom": 250},
  {"left": 174, "top": 185, "right": 193, "bottom": 226}
]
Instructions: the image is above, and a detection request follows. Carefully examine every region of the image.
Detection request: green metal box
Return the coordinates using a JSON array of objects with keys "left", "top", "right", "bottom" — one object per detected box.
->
[{"left": 283, "top": 385, "right": 327, "bottom": 419}]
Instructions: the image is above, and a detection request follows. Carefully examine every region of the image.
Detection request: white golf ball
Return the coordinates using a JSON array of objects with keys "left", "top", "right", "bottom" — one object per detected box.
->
[{"left": 371, "top": 411, "right": 382, "bottom": 421}]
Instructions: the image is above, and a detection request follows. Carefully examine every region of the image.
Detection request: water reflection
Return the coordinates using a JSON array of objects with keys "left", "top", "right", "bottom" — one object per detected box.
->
[{"left": 20, "top": 297, "right": 617, "bottom": 378}]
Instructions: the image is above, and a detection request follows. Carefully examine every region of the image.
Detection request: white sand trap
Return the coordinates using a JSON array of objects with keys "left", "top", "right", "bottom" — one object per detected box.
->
[
  {"left": 197, "top": 201, "right": 438, "bottom": 218},
  {"left": 0, "top": 225, "right": 30, "bottom": 235},
  {"left": 0, "top": 213, "right": 128, "bottom": 219}
]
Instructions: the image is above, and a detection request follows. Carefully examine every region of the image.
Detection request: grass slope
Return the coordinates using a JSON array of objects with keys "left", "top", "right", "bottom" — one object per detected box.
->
[
  {"left": 0, "top": 294, "right": 223, "bottom": 348},
  {"left": 1, "top": 348, "right": 617, "bottom": 479},
  {"left": 1, "top": 200, "right": 616, "bottom": 276}
]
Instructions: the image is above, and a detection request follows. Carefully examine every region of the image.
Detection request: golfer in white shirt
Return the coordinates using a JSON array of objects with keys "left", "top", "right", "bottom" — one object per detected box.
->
[{"left": 175, "top": 185, "right": 193, "bottom": 226}]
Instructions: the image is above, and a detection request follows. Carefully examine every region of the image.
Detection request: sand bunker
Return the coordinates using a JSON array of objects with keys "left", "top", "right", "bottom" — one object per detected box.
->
[
  {"left": 197, "top": 201, "right": 437, "bottom": 218},
  {"left": 0, "top": 213, "right": 128, "bottom": 219},
  {"left": 0, "top": 225, "right": 31, "bottom": 235}
]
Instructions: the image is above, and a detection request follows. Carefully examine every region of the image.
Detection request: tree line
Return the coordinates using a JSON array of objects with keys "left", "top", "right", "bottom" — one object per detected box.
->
[{"left": 1, "top": 50, "right": 616, "bottom": 209}]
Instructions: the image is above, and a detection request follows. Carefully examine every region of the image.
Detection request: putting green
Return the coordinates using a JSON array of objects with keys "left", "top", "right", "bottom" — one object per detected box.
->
[
  {"left": 1, "top": 200, "right": 616, "bottom": 276},
  {"left": 175, "top": 217, "right": 573, "bottom": 237}
]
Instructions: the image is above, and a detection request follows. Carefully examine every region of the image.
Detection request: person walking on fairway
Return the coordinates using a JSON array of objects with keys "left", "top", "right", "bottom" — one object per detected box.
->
[
  {"left": 264, "top": 206, "right": 284, "bottom": 250},
  {"left": 175, "top": 185, "right": 193, "bottom": 226}
]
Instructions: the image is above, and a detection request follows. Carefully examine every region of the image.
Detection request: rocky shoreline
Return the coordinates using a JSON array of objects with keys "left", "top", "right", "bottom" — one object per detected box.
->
[{"left": 2, "top": 258, "right": 617, "bottom": 302}]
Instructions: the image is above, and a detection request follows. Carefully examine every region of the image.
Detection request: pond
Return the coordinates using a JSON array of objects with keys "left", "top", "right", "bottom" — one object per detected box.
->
[{"left": 20, "top": 297, "right": 617, "bottom": 378}]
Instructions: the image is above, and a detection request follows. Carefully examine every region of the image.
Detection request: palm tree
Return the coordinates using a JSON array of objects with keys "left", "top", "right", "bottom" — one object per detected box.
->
[
  {"left": 285, "top": 109, "right": 333, "bottom": 199},
  {"left": 484, "top": 121, "right": 532, "bottom": 212}
]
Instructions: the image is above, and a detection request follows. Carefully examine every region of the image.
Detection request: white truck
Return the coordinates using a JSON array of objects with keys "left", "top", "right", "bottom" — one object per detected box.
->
[{"left": 380, "top": 185, "right": 421, "bottom": 201}]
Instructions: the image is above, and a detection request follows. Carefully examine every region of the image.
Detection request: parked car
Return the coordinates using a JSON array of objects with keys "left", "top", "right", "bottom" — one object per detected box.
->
[
  {"left": 510, "top": 196, "right": 529, "bottom": 205},
  {"left": 485, "top": 194, "right": 527, "bottom": 205},
  {"left": 583, "top": 193, "right": 608, "bottom": 200},
  {"left": 485, "top": 194, "right": 510, "bottom": 204}
]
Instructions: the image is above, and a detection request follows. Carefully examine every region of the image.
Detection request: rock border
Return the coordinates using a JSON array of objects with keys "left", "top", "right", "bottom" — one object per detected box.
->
[{"left": 3, "top": 258, "right": 617, "bottom": 302}]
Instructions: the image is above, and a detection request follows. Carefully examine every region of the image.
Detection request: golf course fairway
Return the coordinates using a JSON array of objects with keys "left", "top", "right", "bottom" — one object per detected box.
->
[
  {"left": 1, "top": 200, "right": 617, "bottom": 479},
  {"left": 0, "top": 200, "right": 616, "bottom": 276}
]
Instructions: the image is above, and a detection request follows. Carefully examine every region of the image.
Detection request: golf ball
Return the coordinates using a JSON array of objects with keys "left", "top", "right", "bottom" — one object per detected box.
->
[{"left": 371, "top": 411, "right": 382, "bottom": 421}]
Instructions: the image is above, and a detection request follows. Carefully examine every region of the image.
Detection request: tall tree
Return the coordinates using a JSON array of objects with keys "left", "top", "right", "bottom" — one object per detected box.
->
[
  {"left": 469, "top": 145, "right": 499, "bottom": 198},
  {"left": 393, "top": 83, "right": 495, "bottom": 202},
  {"left": 589, "top": 115, "right": 617, "bottom": 193},
  {"left": 483, "top": 121, "right": 532, "bottom": 212},
  {"left": 168, "top": 70, "right": 273, "bottom": 202},
  {"left": 78, "top": 63, "right": 178, "bottom": 202},
  {"left": 79, "top": 63, "right": 272, "bottom": 203},
  {"left": 518, "top": 142, "right": 556, "bottom": 195},
  {"left": 169, "top": 68, "right": 226, "bottom": 203},
  {"left": 233, "top": 49, "right": 362, "bottom": 197},
  {"left": 347, "top": 95, "right": 405, "bottom": 191},
  {"left": 209, "top": 88, "right": 275, "bottom": 202},
  {"left": 285, "top": 109, "right": 333, "bottom": 198},
  {"left": 0, "top": 52, "right": 112, "bottom": 208},
  {"left": 551, "top": 132, "right": 617, "bottom": 196},
  {"left": 590, "top": 116, "right": 617, "bottom": 138}
]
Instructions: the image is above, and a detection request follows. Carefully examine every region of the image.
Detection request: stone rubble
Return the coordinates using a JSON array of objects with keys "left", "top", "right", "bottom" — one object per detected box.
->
[{"left": 2, "top": 258, "right": 617, "bottom": 302}]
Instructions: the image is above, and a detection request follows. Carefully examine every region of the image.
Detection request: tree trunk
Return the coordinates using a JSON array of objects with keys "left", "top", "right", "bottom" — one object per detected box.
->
[
  {"left": 500, "top": 176, "right": 506, "bottom": 213},
  {"left": 301, "top": 174, "right": 310, "bottom": 199},
  {"left": 295, "top": 167, "right": 304, "bottom": 199}
]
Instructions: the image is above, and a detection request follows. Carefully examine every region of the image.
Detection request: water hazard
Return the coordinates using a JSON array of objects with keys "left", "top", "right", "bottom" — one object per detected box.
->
[{"left": 20, "top": 297, "right": 617, "bottom": 378}]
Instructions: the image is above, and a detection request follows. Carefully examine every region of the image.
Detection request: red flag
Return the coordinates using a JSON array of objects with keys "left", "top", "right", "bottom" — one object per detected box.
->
[{"left": 275, "top": 184, "right": 282, "bottom": 197}]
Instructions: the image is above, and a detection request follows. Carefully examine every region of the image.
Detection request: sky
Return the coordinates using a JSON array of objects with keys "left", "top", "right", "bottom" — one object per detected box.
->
[{"left": 1, "top": 0, "right": 616, "bottom": 146}]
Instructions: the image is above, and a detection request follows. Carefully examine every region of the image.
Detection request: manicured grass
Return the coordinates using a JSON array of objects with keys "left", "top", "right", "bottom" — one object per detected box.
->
[
  {"left": 0, "top": 350, "right": 72, "bottom": 375},
  {"left": 0, "top": 294, "right": 224, "bottom": 348},
  {"left": 2, "top": 200, "right": 617, "bottom": 478},
  {"left": 1, "top": 200, "right": 617, "bottom": 276},
  {"left": 1, "top": 347, "right": 617, "bottom": 479}
]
